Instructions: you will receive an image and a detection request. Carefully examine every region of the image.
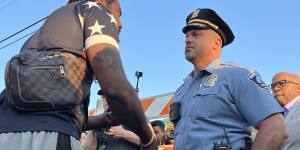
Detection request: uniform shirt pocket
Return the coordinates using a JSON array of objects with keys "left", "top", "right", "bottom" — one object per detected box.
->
[{"left": 189, "top": 86, "right": 221, "bottom": 118}]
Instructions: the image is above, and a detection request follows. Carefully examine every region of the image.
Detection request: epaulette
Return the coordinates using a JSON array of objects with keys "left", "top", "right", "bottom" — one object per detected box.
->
[
  {"left": 220, "top": 62, "right": 243, "bottom": 68},
  {"left": 207, "top": 61, "right": 256, "bottom": 75},
  {"left": 220, "top": 62, "right": 255, "bottom": 73},
  {"left": 207, "top": 61, "right": 240, "bottom": 70}
]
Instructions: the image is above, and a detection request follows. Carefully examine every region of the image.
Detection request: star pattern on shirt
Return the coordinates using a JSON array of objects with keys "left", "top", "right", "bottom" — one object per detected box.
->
[
  {"left": 83, "top": 1, "right": 101, "bottom": 9},
  {"left": 88, "top": 20, "right": 106, "bottom": 35},
  {"left": 107, "top": 13, "right": 118, "bottom": 27}
]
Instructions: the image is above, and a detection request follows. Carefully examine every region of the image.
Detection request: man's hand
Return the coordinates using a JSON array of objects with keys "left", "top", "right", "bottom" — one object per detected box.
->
[
  {"left": 105, "top": 125, "right": 126, "bottom": 138},
  {"left": 85, "top": 111, "right": 121, "bottom": 131},
  {"left": 105, "top": 111, "right": 121, "bottom": 127}
]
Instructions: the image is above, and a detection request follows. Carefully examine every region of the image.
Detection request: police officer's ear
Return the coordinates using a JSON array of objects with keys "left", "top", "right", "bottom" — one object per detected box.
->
[
  {"left": 296, "top": 77, "right": 300, "bottom": 92},
  {"left": 297, "top": 85, "right": 300, "bottom": 91},
  {"left": 211, "top": 35, "right": 222, "bottom": 51},
  {"left": 296, "top": 81, "right": 300, "bottom": 92},
  {"left": 213, "top": 38, "right": 222, "bottom": 50},
  {"left": 209, "top": 29, "right": 222, "bottom": 50}
]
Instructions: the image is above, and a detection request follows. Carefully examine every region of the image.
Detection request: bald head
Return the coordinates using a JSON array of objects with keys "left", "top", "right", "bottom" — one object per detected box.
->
[
  {"left": 271, "top": 72, "right": 300, "bottom": 106},
  {"left": 272, "top": 72, "right": 300, "bottom": 83}
]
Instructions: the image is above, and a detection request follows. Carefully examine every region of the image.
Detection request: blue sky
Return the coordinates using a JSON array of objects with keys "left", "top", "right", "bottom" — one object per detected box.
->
[{"left": 0, "top": 0, "right": 299, "bottom": 109}]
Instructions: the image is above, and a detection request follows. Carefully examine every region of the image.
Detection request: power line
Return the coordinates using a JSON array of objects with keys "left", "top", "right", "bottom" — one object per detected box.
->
[
  {"left": 0, "top": 30, "right": 37, "bottom": 50},
  {"left": 0, "top": 0, "right": 22, "bottom": 11},
  {"left": 0, "top": 16, "right": 47, "bottom": 44}
]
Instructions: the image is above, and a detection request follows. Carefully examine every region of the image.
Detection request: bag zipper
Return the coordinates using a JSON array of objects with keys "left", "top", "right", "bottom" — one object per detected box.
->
[{"left": 28, "top": 65, "right": 66, "bottom": 78}]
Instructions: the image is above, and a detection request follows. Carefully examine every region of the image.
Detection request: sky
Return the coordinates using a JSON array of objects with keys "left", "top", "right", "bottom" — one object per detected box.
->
[{"left": 0, "top": 0, "right": 299, "bottom": 109}]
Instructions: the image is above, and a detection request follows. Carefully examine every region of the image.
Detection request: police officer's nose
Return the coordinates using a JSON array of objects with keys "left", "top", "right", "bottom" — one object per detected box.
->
[{"left": 185, "top": 34, "right": 192, "bottom": 45}]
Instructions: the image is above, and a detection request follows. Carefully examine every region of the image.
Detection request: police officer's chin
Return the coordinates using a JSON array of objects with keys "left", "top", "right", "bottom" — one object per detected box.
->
[
  {"left": 185, "top": 55, "right": 195, "bottom": 63},
  {"left": 185, "top": 49, "right": 193, "bottom": 60}
]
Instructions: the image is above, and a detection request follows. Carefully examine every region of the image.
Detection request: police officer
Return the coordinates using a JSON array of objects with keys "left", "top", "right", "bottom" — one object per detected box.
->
[{"left": 170, "top": 8, "right": 288, "bottom": 150}]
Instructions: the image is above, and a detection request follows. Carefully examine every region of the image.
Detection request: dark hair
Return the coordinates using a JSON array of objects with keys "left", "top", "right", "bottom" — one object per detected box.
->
[{"left": 151, "top": 120, "right": 165, "bottom": 131}]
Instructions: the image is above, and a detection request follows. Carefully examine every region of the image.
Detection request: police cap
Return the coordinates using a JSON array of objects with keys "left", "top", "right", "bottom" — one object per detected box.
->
[{"left": 182, "top": 8, "right": 235, "bottom": 47}]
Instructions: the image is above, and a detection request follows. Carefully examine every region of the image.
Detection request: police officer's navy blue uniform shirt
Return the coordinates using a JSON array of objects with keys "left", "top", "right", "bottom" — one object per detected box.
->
[
  {"left": 0, "top": 1, "right": 119, "bottom": 139},
  {"left": 172, "top": 59, "right": 283, "bottom": 150}
]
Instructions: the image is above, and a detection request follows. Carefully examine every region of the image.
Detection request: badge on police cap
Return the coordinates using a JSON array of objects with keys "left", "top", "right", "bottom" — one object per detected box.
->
[
  {"left": 204, "top": 74, "right": 218, "bottom": 87},
  {"left": 191, "top": 9, "right": 200, "bottom": 19}
]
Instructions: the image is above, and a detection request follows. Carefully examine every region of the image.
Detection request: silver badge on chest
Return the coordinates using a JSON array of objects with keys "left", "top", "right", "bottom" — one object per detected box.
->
[{"left": 204, "top": 74, "right": 218, "bottom": 87}]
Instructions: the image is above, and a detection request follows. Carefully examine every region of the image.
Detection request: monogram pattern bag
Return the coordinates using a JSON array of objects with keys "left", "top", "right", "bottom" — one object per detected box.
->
[{"left": 5, "top": 50, "right": 93, "bottom": 110}]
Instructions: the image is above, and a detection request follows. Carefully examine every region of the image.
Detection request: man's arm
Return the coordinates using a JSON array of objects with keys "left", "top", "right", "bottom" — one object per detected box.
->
[
  {"left": 85, "top": 111, "right": 120, "bottom": 131},
  {"left": 86, "top": 43, "right": 156, "bottom": 148},
  {"left": 251, "top": 113, "right": 288, "bottom": 150}
]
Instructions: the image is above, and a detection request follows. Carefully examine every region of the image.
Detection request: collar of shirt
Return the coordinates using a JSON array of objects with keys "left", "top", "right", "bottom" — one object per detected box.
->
[
  {"left": 284, "top": 95, "right": 300, "bottom": 110},
  {"left": 183, "top": 59, "right": 222, "bottom": 82},
  {"left": 282, "top": 107, "right": 289, "bottom": 118},
  {"left": 183, "top": 71, "right": 194, "bottom": 82},
  {"left": 204, "top": 58, "right": 221, "bottom": 73}
]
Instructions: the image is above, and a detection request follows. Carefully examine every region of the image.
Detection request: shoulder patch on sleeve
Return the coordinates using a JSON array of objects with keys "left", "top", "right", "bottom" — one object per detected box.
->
[{"left": 248, "top": 72, "right": 268, "bottom": 88}]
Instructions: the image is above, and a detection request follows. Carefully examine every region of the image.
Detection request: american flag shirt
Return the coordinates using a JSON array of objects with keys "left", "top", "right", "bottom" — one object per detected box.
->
[
  {"left": 0, "top": 1, "right": 121, "bottom": 139},
  {"left": 38, "top": 0, "right": 119, "bottom": 55}
]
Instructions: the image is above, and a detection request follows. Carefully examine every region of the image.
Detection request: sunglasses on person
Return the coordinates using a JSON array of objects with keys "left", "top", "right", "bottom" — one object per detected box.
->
[{"left": 268, "top": 80, "right": 299, "bottom": 90}]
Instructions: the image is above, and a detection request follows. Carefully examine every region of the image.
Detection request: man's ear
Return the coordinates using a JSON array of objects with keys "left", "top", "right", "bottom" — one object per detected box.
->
[
  {"left": 216, "top": 38, "right": 222, "bottom": 49},
  {"left": 212, "top": 38, "right": 222, "bottom": 50},
  {"left": 297, "top": 84, "right": 300, "bottom": 92},
  {"left": 297, "top": 77, "right": 300, "bottom": 91}
]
